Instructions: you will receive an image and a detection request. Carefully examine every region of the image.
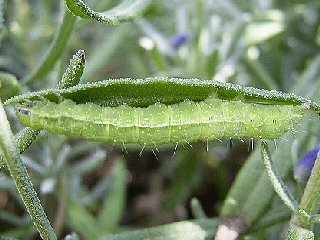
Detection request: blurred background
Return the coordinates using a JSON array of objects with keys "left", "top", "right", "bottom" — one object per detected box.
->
[{"left": 1, "top": 0, "right": 320, "bottom": 239}]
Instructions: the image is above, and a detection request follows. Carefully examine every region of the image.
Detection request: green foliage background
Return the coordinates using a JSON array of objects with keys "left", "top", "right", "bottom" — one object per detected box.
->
[{"left": 1, "top": 0, "right": 320, "bottom": 239}]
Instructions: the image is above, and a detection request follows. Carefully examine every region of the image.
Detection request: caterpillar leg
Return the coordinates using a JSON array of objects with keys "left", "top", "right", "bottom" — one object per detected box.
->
[
  {"left": 121, "top": 142, "right": 128, "bottom": 154},
  {"left": 151, "top": 149, "right": 159, "bottom": 161},
  {"left": 273, "top": 139, "right": 278, "bottom": 150},
  {"left": 173, "top": 142, "right": 179, "bottom": 156},
  {"left": 139, "top": 143, "right": 146, "bottom": 158}
]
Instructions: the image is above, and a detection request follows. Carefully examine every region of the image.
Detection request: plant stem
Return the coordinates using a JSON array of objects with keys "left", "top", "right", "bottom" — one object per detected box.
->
[
  {"left": 22, "top": 7, "right": 76, "bottom": 85},
  {"left": 0, "top": 101, "right": 56, "bottom": 240},
  {"left": 0, "top": 127, "right": 40, "bottom": 170},
  {"left": 261, "top": 142, "right": 310, "bottom": 228},
  {"left": 261, "top": 142, "right": 299, "bottom": 212}
]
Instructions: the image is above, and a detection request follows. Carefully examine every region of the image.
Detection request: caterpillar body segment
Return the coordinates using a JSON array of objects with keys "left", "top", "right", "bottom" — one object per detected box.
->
[{"left": 15, "top": 98, "right": 306, "bottom": 145}]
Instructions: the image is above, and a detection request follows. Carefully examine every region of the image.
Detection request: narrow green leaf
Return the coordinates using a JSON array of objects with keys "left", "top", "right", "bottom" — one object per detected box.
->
[
  {"left": 82, "top": 26, "right": 129, "bottom": 82},
  {"left": 5, "top": 78, "right": 319, "bottom": 112},
  {"left": 99, "top": 218, "right": 220, "bottom": 240},
  {"left": 65, "top": 0, "right": 151, "bottom": 24},
  {"left": 0, "top": 237, "right": 21, "bottom": 240},
  {"left": 221, "top": 115, "right": 314, "bottom": 228},
  {"left": 57, "top": 49, "right": 85, "bottom": 89},
  {"left": 68, "top": 202, "right": 101, "bottom": 240},
  {"left": 22, "top": 8, "right": 76, "bottom": 85},
  {"left": 68, "top": 150, "right": 106, "bottom": 176},
  {"left": 151, "top": 45, "right": 168, "bottom": 71},
  {"left": 14, "top": 128, "right": 41, "bottom": 154},
  {"left": 0, "top": 0, "right": 6, "bottom": 47},
  {"left": 0, "top": 72, "right": 19, "bottom": 101},
  {"left": 286, "top": 224, "right": 314, "bottom": 240},
  {"left": 221, "top": 144, "right": 264, "bottom": 217},
  {"left": 163, "top": 148, "right": 202, "bottom": 211},
  {"left": 292, "top": 54, "right": 320, "bottom": 97},
  {"left": 190, "top": 198, "right": 207, "bottom": 219},
  {"left": 1, "top": 50, "right": 85, "bottom": 171},
  {"left": 0, "top": 224, "right": 35, "bottom": 239},
  {"left": 0, "top": 210, "right": 31, "bottom": 226},
  {"left": 244, "top": 21, "right": 284, "bottom": 46},
  {"left": 252, "top": 196, "right": 290, "bottom": 232},
  {"left": 294, "top": 151, "right": 320, "bottom": 228},
  {"left": 98, "top": 158, "right": 126, "bottom": 233},
  {"left": 243, "top": 55, "right": 279, "bottom": 90},
  {"left": 0, "top": 127, "right": 41, "bottom": 171},
  {"left": 205, "top": 49, "right": 219, "bottom": 78}
]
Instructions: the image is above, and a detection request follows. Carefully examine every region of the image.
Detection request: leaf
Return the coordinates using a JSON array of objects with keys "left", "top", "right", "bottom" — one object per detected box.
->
[
  {"left": 0, "top": 50, "right": 86, "bottom": 171},
  {"left": 296, "top": 148, "right": 320, "bottom": 224},
  {"left": 0, "top": 72, "right": 19, "bottom": 101},
  {"left": 286, "top": 224, "right": 314, "bottom": 240},
  {"left": 221, "top": 143, "right": 264, "bottom": 218},
  {"left": 67, "top": 150, "right": 106, "bottom": 176},
  {"left": 98, "top": 158, "right": 126, "bottom": 233},
  {"left": 65, "top": 0, "right": 151, "bottom": 24},
  {"left": 0, "top": 237, "right": 21, "bottom": 240},
  {"left": 99, "top": 218, "right": 220, "bottom": 240},
  {"left": 244, "top": 22, "right": 284, "bottom": 46},
  {"left": 292, "top": 54, "right": 320, "bottom": 97},
  {"left": 82, "top": 26, "right": 129, "bottom": 82},
  {"left": 5, "top": 77, "right": 318, "bottom": 111},
  {"left": 162, "top": 148, "right": 203, "bottom": 211},
  {"left": 68, "top": 202, "right": 102, "bottom": 240},
  {"left": 68, "top": 158, "right": 126, "bottom": 238},
  {"left": 22, "top": 9, "right": 76, "bottom": 85},
  {"left": 57, "top": 49, "right": 86, "bottom": 89},
  {"left": 244, "top": 10, "right": 285, "bottom": 45},
  {"left": 252, "top": 196, "right": 290, "bottom": 232},
  {"left": 221, "top": 111, "right": 318, "bottom": 227},
  {"left": 0, "top": 0, "right": 6, "bottom": 47}
]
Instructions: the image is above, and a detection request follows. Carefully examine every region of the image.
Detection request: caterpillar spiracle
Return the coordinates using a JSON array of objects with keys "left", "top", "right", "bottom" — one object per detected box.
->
[{"left": 14, "top": 97, "right": 306, "bottom": 145}]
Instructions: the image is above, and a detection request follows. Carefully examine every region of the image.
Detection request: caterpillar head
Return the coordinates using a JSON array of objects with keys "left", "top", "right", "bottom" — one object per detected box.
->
[{"left": 14, "top": 106, "right": 32, "bottom": 126}]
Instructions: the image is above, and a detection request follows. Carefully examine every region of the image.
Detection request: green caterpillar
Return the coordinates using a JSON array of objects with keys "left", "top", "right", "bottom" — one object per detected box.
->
[{"left": 14, "top": 97, "right": 306, "bottom": 145}]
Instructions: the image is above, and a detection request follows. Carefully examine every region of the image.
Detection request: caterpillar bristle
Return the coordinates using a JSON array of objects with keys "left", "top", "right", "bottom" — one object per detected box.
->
[
  {"left": 173, "top": 142, "right": 179, "bottom": 156},
  {"left": 273, "top": 139, "right": 278, "bottom": 150},
  {"left": 139, "top": 143, "right": 146, "bottom": 158},
  {"left": 151, "top": 149, "right": 159, "bottom": 160}
]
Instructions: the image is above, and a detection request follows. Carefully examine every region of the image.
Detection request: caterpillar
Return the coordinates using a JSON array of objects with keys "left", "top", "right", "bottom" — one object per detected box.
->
[{"left": 14, "top": 97, "right": 306, "bottom": 145}]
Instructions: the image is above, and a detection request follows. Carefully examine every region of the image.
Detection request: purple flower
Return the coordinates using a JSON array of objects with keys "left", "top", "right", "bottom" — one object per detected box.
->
[
  {"left": 169, "top": 33, "right": 189, "bottom": 50},
  {"left": 294, "top": 146, "right": 320, "bottom": 182}
]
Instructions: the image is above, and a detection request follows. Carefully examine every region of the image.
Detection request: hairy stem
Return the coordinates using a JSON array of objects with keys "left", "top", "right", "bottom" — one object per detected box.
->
[
  {"left": 0, "top": 101, "right": 56, "bottom": 240},
  {"left": 0, "top": 127, "right": 40, "bottom": 170}
]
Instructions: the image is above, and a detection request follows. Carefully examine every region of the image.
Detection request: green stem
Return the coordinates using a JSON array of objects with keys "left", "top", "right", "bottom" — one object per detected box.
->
[
  {"left": 261, "top": 142, "right": 299, "bottom": 212},
  {"left": 0, "top": 101, "right": 56, "bottom": 240},
  {"left": 22, "top": 8, "right": 76, "bottom": 85},
  {"left": 261, "top": 142, "right": 310, "bottom": 227},
  {"left": 0, "top": 127, "right": 40, "bottom": 171},
  {"left": 65, "top": 0, "right": 151, "bottom": 24}
]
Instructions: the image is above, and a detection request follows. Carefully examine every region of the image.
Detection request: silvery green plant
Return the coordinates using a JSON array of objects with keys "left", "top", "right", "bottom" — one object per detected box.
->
[{"left": 1, "top": 0, "right": 320, "bottom": 240}]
